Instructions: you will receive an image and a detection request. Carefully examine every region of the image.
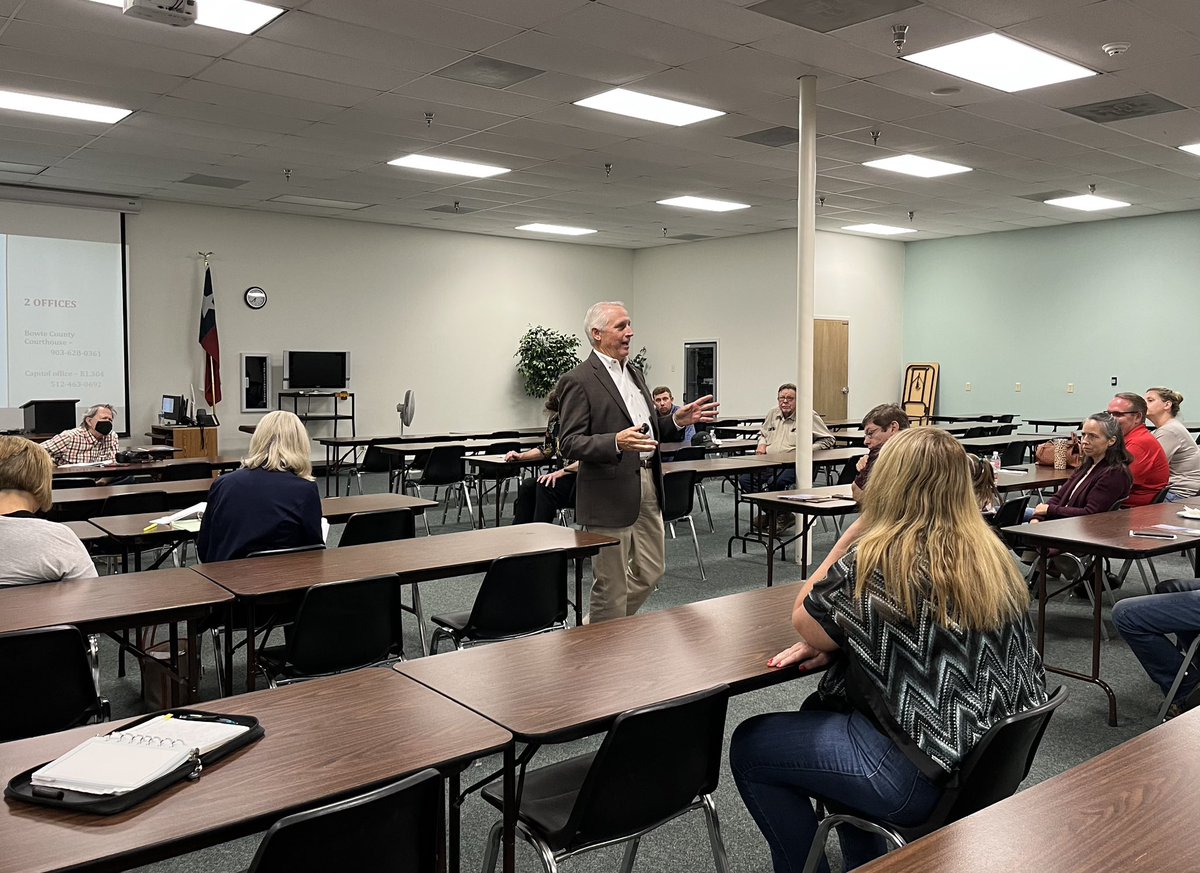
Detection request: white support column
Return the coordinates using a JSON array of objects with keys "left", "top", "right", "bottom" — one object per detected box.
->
[{"left": 796, "top": 74, "right": 817, "bottom": 491}]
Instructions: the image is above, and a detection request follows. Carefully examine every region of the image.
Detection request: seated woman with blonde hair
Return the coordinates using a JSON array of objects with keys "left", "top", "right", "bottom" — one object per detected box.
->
[
  {"left": 0, "top": 436, "right": 96, "bottom": 586},
  {"left": 197, "top": 410, "right": 322, "bottom": 563},
  {"left": 730, "top": 427, "right": 1046, "bottom": 872}
]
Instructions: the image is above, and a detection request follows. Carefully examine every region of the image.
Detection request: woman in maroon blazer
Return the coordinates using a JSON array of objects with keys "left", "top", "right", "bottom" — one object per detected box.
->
[{"left": 1032, "top": 411, "right": 1132, "bottom": 520}]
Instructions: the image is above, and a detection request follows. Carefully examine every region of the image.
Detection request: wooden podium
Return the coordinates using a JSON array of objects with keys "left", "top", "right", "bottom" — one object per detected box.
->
[{"left": 149, "top": 425, "right": 219, "bottom": 461}]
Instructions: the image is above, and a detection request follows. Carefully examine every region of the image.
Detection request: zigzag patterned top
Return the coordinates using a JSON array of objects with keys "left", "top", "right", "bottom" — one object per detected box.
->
[{"left": 807, "top": 553, "right": 1047, "bottom": 781}]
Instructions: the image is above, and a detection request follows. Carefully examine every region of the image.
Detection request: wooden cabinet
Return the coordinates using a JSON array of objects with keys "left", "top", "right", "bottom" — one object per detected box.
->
[{"left": 149, "top": 425, "right": 219, "bottom": 460}]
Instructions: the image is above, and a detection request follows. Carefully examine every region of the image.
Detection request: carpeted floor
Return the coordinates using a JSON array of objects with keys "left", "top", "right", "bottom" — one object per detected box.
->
[{"left": 103, "top": 472, "right": 1184, "bottom": 873}]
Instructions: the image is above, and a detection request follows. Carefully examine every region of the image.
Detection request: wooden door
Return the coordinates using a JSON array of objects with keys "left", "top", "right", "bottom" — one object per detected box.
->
[{"left": 814, "top": 319, "right": 849, "bottom": 420}]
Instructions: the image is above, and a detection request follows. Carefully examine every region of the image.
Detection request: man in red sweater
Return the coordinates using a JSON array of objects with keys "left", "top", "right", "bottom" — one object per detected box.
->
[{"left": 1108, "top": 392, "right": 1170, "bottom": 506}]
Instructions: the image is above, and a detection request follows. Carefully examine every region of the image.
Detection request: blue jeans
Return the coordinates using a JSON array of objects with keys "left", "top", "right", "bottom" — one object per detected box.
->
[
  {"left": 1165, "top": 490, "right": 1191, "bottom": 503},
  {"left": 1113, "top": 578, "right": 1200, "bottom": 699},
  {"left": 739, "top": 467, "right": 797, "bottom": 495},
  {"left": 730, "top": 708, "right": 942, "bottom": 873}
]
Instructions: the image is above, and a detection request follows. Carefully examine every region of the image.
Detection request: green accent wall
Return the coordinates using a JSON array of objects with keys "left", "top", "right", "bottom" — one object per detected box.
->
[{"left": 904, "top": 210, "right": 1200, "bottom": 422}]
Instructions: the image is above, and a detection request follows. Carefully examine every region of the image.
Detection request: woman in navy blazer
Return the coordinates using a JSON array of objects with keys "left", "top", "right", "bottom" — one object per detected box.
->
[
  {"left": 197, "top": 410, "right": 322, "bottom": 563},
  {"left": 1032, "top": 411, "right": 1132, "bottom": 520}
]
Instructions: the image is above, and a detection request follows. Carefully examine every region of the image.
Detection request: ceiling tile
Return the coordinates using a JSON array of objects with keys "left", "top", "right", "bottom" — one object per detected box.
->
[
  {"left": 538, "top": 4, "right": 736, "bottom": 66},
  {"left": 302, "top": 0, "right": 524, "bottom": 51}
]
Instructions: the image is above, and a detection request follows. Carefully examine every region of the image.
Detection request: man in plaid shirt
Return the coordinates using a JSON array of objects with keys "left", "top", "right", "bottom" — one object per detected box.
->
[{"left": 41, "top": 404, "right": 119, "bottom": 465}]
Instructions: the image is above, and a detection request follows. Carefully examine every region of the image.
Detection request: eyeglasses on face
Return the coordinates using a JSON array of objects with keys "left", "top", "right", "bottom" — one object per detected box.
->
[{"left": 1109, "top": 411, "right": 1139, "bottom": 418}]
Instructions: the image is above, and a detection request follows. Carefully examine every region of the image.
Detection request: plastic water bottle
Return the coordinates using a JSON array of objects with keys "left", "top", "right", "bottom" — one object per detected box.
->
[{"left": 990, "top": 451, "right": 1001, "bottom": 473}]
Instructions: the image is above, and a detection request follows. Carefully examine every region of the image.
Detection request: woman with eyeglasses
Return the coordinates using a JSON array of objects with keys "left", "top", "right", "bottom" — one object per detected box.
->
[
  {"left": 730, "top": 427, "right": 1046, "bottom": 873},
  {"left": 1144, "top": 387, "right": 1200, "bottom": 502},
  {"left": 1029, "top": 412, "right": 1132, "bottom": 521}
]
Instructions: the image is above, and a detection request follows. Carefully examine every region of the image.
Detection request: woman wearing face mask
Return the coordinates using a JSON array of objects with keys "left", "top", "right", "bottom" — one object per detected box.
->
[{"left": 41, "top": 403, "right": 120, "bottom": 465}]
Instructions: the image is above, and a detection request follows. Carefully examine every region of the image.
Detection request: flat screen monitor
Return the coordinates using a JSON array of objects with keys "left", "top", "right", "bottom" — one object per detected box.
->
[
  {"left": 161, "top": 394, "right": 185, "bottom": 424},
  {"left": 284, "top": 351, "right": 350, "bottom": 390}
]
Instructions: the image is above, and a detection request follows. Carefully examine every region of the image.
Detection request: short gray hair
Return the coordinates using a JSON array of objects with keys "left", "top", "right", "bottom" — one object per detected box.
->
[
  {"left": 584, "top": 301, "right": 626, "bottom": 347},
  {"left": 81, "top": 404, "right": 114, "bottom": 426}
]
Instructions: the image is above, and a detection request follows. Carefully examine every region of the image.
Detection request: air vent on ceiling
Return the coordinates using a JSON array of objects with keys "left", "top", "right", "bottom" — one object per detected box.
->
[
  {"left": 668, "top": 233, "right": 712, "bottom": 241},
  {"left": 180, "top": 174, "right": 248, "bottom": 188},
  {"left": 1062, "top": 94, "right": 1185, "bottom": 124},
  {"left": 749, "top": 0, "right": 921, "bottom": 33},
  {"left": 425, "top": 204, "right": 479, "bottom": 214},
  {"left": 736, "top": 126, "right": 800, "bottom": 147},
  {"left": 435, "top": 56, "right": 545, "bottom": 88}
]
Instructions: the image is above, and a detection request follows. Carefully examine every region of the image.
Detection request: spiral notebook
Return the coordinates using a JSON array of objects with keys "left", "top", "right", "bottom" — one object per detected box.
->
[{"left": 30, "top": 713, "right": 250, "bottom": 796}]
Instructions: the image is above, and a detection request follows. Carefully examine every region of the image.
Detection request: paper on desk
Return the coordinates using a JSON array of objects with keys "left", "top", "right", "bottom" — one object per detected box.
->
[
  {"left": 780, "top": 492, "right": 854, "bottom": 503},
  {"left": 150, "top": 502, "right": 206, "bottom": 526},
  {"left": 57, "top": 461, "right": 110, "bottom": 469},
  {"left": 1152, "top": 524, "right": 1200, "bottom": 537},
  {"left": 322, "top": 517, "right": 330, "bottom": 543}
]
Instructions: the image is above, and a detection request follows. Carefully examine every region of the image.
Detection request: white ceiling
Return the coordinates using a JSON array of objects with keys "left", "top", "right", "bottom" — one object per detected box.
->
[{"left": 0, "top": 0, "right": 1198, "bottom": 247}]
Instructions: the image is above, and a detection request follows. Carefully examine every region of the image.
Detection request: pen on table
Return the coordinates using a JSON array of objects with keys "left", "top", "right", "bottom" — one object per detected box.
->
[
  {"left": 1129, "top": 530, "right": 1175, "bottom": 539},
  {"left": 143, "top": 522, "right": 158, "bottom": 532}
]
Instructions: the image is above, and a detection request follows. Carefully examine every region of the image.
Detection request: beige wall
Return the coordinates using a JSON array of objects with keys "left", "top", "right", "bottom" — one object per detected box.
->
[
  {"left": 125, "top": 200, "right": 633, "bottom": 450},
  {"left": 630, "top": 228, "right": 906, "bottom": 418}
]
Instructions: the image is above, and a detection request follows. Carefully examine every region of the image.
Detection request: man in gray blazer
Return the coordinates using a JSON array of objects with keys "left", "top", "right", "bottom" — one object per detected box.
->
[{"left": 559, "top": 301, "right": 718, "bottom": 622}]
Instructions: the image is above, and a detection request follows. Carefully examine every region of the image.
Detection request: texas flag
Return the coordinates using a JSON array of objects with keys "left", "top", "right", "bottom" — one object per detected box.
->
[{"left": 198, "top": 266, "right": 222, "bottom": 406}]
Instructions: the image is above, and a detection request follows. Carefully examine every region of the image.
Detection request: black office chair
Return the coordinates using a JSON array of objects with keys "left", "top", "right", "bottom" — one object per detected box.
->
[
  {"left": 1113, "top": 485, "right": 1173, "bottom": 594},
  {"left": 999, "top": 441, "right": 1027, "bottom": 467},
  {"left": 801, "top": 686, "right": 1068, "bottom": 873},
  {"left": 257, "top": 576, "right": 399, "bottom": 686},
  {"left": 962, "top": 426, "right": 987, "bottom": 438},
  {"left": 0, "top": 625, "right": 110, "bottom": 742},
  {"left": 429, "top": 550, "right": 568, "bottom": 652},
  {"left": 835, "top": 458, "right": 858, "bottom": 486},
  {"left": 990, "top": 495, "right": 1030, "bottom": 549},
  {"left": 337, "top": 508, "right": 425, "bottom": 656},
  {"left": 207, "top": 543, "right": 327, "bottom": 690},
  {"left": 345, "top": 444, "right": 402, "bottom": 495},
  {"left": 338, "top": 508, "right": 416, "bottom": 547},
  {"left": 99, "top": 490, "right": 169, "bottom": 517},
  {"left": 669, "top": 447, "right": 714, "bottom": 531},
  {"left": 480, "top": 685, "right": 732, "bottom": 873},
  {"left": 662, "top": 469, "right": 705, "bottom": 581},
  {"left": 404, "top": 445, "right": 472, "bottom": 532},
  {"left": 53, "top": 476, "right": 98, "bottom": 489},
  {"left": 247, "top": 768, "right": 441, "bottom": 873},
  {"left": 159, "top": 461, "right": 212, "bottom": 481},
  {"left": 997, "top": 414, "right": 1016, "bottom": 423},
  {"left": 471, "top": 441, "right": 523, "bottom": 520}
]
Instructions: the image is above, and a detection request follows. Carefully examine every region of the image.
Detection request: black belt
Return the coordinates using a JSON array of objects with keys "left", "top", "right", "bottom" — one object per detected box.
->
[{"left": 639, "top": 458, "right": 654, "bottom": 468}]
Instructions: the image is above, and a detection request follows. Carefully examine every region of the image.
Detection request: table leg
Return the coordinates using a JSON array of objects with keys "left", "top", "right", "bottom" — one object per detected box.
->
[
  {"left": 448, "top": 770, "right": 460, "bottom": 873},
  {"left": 766, "top": 508, "right": 776, "bottom": 588},
  {"left": 168, "top": 620, "right": 180, "bottom": 707},
  {"left": 495, "top": 476, "right": 503, "bottom": 528},
  {"left": 224, "top": 602, "right": 234, "bottom": 697},
  {"left": 325, "top": 443, "right": 333, "bottom": 497},
  {"left": 477, "top": 473, "right": 486, "bottom": 529},
  {"left": 574, "top": 558, "right": 584, "bottom": 626},
  {"left": 186, "top": 617, "right": 200, "bottom": 701},
  {"left": 502, "top": 745, "right": 515, "bottom": 873},
  {"left": 244, "top": 600, "right": 258, "bottom": 692}
]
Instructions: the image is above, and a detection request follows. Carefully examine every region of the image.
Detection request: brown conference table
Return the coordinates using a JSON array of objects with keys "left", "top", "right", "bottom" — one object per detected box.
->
[
  {"left": 396, "top": 581, "right": 812, "bottom": 873},
  {"left": 856, "top": 708, "right": 1200, "bottom": 872},
  {"left": 85, "top": 493, "right": 436, "bottom": 573},
  {"left": 993, "top": 462, "right": 1074, "bottom": 494},
  {"left": 1004, "top": 500, "right": 1200, "bottom": 725},
  {"left": 0, "top": 669, "right": 510, "bottom": 873},
  {"left": 51, "top": 455, "right": 243, "bottom": 479},
  {"left": 0, "top": 568, "right": 231, "bottom": 707},
  {"left": 743, "top": 485, "right": 859, "bottom": 585},
  {"left": 192, "top": 523, "right": 618, "bottom": 690}
]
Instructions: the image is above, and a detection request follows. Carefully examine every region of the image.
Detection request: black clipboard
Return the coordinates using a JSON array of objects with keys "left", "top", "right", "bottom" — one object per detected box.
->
[{"left": 5, "top": 709, "right": 264, "bottom": 815}]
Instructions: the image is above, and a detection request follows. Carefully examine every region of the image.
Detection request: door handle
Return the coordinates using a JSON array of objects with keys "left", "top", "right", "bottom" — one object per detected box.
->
[{"left": 841, "top": 387, "right": 849, "bottom": 395}]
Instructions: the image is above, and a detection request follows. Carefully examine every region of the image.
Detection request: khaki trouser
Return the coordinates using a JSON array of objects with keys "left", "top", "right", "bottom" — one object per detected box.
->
[{"left": 586, "top": 467, "right": 665, "bottom": 622}]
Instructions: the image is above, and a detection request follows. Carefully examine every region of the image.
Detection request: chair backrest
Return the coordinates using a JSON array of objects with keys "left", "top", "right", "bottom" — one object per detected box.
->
[
  {"left": 285, "top": 576, "right": 397, "bottom": 676},
  {"left": 485, "top": 442, "right": 522, "bottom": 455},
  {"left": 560, "top": 685, "right": 730, "bottom": 852},
  {"left": 160, "top": 462, "right": 213, "bottom": 481},
  {"left": 359, "top": 444, "right": 393, "bottom": 474},
  {"left": 976, "top": 415, "right": 995, "bottom": 422},
  {"left": 417, "top": 445, "right": 467, "bottom": 486},
  {"left": 962, "top": 427, "right": 987, "bottom": 438},
  {"left": 917, "top": 686, "right": 1068, "bottom": 834},
  {"left": 671, "top": 446, "right": 705, "bottom": 461},
  {"left": 487, "top": 431, "right": 521, "bottom": 438},
  {"left": 999, "top": 441, "right": 1026, "bottom": 467},
  {"left": 994, "top": 424, "right": 1017, "bottom": 436},
  {"left": 989, "top": 494, "right": 1030, "bottom": 530},
  {"left": 0, "top": 625, "right": 104, "bottom": 742},
  {"left": 99, "top": 490, "right": 168, "bottom": 517},
  {"left": 661, "top": 469, "right": 697, "bottom": 523},
  {"left": 462, "top": 550, "right": 569, "bottom": 639},
  {"left": 836, "top": 458, "right": 859, "bottom": 486},
  {"left": 338, "top": 508, "right": 416, "bottom": 548},
  {"left": 996, "top": 414, "right": 1016, "bottom": 423},
  {"left": 52, "top": 477, "right": 99, "bottom": 489},
  {"left": 246, "top": 543, "right": 326, "bottom": 559},
  {"left": 248, "top": 767, "right": 441, "bottom": 873}
]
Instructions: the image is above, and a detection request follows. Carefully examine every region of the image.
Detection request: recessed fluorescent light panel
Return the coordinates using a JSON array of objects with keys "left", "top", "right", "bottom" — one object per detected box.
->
[
  {"left": 863, "top": 154, "right": 971, "bottom": 178},
  {"left": 574, "top": 88, "right": 723, "bottom": 126},
  {"left": 86, "top": 0, "right": 283, "bottom": 33},
  {"left": 904, "top": 33, "right": 1095, "bottom": 93},
  {"left": 271, "top": 195, "right": 370, "bottom": 210},
  {"left": 0, "top": 89, "right": 129, "bottom": 124},
  {"left": 516, "top": 224, "right": 597, "bottom": 236},
  {"left": 657, "top": 196, "right": 751, "bottom": 212},
  {"left": 1043, "top": 194, "right": 1129, "bottom": 211},
  {"left": 842, "top": 224, "right": 917, "bottom": 236},
  {"left": 1179, "top": 143, "right": 1200, "bottom": 156},
  {"left": 388, "top": 155, "right": 510, "bottom": 178}
]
